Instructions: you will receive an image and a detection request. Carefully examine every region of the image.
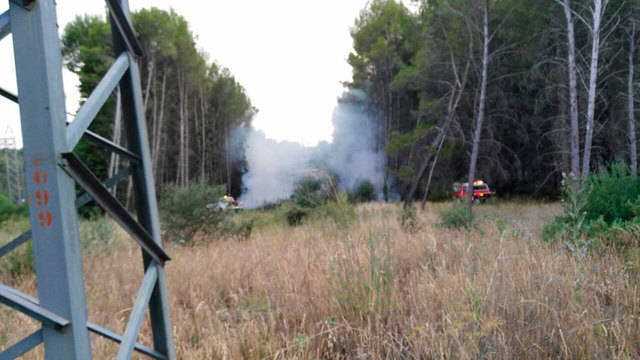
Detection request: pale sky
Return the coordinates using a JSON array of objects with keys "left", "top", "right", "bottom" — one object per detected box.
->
[{"left": 0, "top": 0, "right": 416, "bottom": 148}]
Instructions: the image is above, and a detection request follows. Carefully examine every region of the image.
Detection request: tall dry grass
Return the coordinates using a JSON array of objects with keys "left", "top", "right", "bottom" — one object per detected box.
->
[{"left": 1, "top": 202, "right": 639, "bottom": 359}]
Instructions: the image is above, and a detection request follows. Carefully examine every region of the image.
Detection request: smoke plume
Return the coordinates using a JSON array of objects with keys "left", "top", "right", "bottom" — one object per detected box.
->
[{"left": 238, "top": 89, "right": 383, "bottom": 208}]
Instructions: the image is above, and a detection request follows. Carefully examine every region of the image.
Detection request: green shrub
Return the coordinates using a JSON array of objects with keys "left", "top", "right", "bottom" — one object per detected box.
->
[
  {"left": 583, "top": 163, "right": 640, "bottom": 223},
  {"left": 544, "top": 168, "right": 640, "bottom": 254},
  {"left": 79, "top": 216, "right": 117, "bottom": 255},
  {"left": 286, "top": 206, "right": 308, "bottom": 226},
  {"left": 159, "top": 182, "right": 226, "bottom": 242},
  {"left": 292, "top": 177, "right": 326, "bottom": 208},
  {"left": 218, "top": 216, "right": 254, "bottom": 240},
  {"left": 350, "top": 180, "right": 376, "bottom": 203},
  {"left": 0, "top": 193, "right": 27, "bottom": 224},
  {"left": 438, "top": 204, "right": 472, "bottom": 229},
  {"left": 314, "top": 193, "right": 356, "bottom": 228}
]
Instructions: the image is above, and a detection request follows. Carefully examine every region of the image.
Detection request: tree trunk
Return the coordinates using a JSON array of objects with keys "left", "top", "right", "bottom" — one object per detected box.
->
[
  {"left": 143, "top": 57, "right": 154, "bottom": 113},
  {"left": 200, "top": 86, "right": 207, "bottom": 181},
  {"left": 421, "top": 133, "right": 446, "bottom": 210},
  {"left": 177, "top": 69, "right": 185, "bottom": 186},
  {"left": 582, "top": 0, "right": 606, "bottom": 177},
  {"left": 185, "top": 90, "right": 190, "bottom": 187},
  {"left": 561, "top": 0, "right": 581, "bottom": 180},
  {"left": 628, "top": 21, "right": 637, "bottom": 176},
  {"left": 466, "top": 0, "right": 490, "bottom": 214},
  {"left": 152, "top": 69, "right": 167, "bottom": 180},
  {"left": 225, "top": 121, "right": 232, "bottom": 195},
  {"left": 108, "top": 86, "right": 122, "bottom": 196}
]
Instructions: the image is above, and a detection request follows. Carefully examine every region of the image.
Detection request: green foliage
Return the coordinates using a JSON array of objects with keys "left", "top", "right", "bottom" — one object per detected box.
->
[
  {"left": 549, "top": 174, "right": 594, "bottom": 257},
  {"left": 313, "top": 194, "right": 356, "bottom": 229},
  {"left": 159, "top": 182, "right": 226, "bottom": 242},
  {"left": 583, "top": 164, "right": 640, "bottom": 223},
  {"left": 79, "top": 216, "right": 117, "bottom": 255},
  {"left": 60, "top": 9, "right": 254, "bottom": 198},
  {"left": 286, "top": 206, "right": 308, "bottom": 226},
  {"left": 62, "top": 16, "right": 114, "bottom": 185},
  {"left": 544, "top": 168, "right": 640, "bottom": 255},
  {"left": 0, "top": 193, "right": 28, "bottom": 223},
  {"left": 292, "top": 177, "right": 327, "bottom": 208},
  {"left": 350, "top": 179, "right": 377, "bottom": 203},
  {"left": 217, "top": 216, "right": 254, "bottom": 240},
  {"left": 438, "top": 204, "right": 472, "bottom": 229}
]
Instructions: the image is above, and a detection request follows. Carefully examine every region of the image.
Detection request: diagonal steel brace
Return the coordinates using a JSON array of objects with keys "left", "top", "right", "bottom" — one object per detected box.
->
[{"left": 59, "top": 152, "right": 170, "bottom": 264}]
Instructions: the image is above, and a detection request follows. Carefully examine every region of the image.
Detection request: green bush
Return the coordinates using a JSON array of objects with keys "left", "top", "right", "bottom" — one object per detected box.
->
[
  {"left": 438, "top": 204, "right": 472, "bottom": 229},
  {"left": 159, "top": 182, "right": 226, "bottom": 242},
  {"left": 0, "top": 193, "right": 27, "bottom": 224},
  {"left": 350, "top": 180, "right": 376, "bottom": 203},
  {"left": 583, "top": 163, "right": 640, "bottom": 223},
  {"left": 79, "top": 216, "right": 117, "bottom": 255},
  {"left": 292, "top": 177, "right": 326, "bottom": 208},
  {"left": 286, "top": 206, "right": 308, "bottom": 226},
  {"left": 314, "top": 193, "right": 356, "bottom": 228},
  {"left": 544, "top": 168, "right": 640, "bottom": 254},
  {"left": 218, "top": 216, "right": 254, "bottom": 240}
]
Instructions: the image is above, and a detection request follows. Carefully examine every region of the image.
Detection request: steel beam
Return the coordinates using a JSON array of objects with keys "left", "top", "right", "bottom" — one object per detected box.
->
[
  {"left": 10, "top": 1, "right": 92, "bottom": 358},
  {"left": 0, "top": 284, "right": 69, "bottom": 328},
  {"left": 66, "top": 52, "right": 129, "bottom": 150},
  {"left": 0, "top": 229, "right": 31, "bottom": 259},
  {"left": 0, "top": 167, "right": 130, "bottom": 261},
  {"left": 84, "top": 130, "right": 141, "bottom": 163},
  {"left": 60, "top": 152, "right": 170, "bottom": 264},
  {"left": 0, "top": 10, "right": 10, "bottom": 41},
  {"left": 87, "top": 323, "right": 167, "bottom": 360},
  {"left": 0, "top": 87, "right": 18, "bottom": 103},
  {"left": 0, "top": 329, "right": 43, "bottom": 360},
  {"left": 112, "top": 1, "right": 176, "bottom": 356},
  {"left": 76, "top": 166, "right": 132, "bottom": 208},
  {"left": 116, "top": 262, "right": 159, "bottom": 359},
  {"left": 9, "top": 0, "right": 36, "bottom": 10},
  {"left": 106, "top": 0, "right": 144, "bottom": 57}
]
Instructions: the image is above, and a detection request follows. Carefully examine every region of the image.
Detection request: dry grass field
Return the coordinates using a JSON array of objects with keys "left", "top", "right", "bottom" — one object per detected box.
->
[{"left": 1, "top": 201, "right": 639, "bottom": 359}]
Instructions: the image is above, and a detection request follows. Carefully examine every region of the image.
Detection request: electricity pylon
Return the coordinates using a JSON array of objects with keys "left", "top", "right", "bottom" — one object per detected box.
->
[
  {"left": 0, "top": 126, "right": 25, "bottom": 203},
  {"left": 0, "top": 0, "right": 176, "bottom": 359}
]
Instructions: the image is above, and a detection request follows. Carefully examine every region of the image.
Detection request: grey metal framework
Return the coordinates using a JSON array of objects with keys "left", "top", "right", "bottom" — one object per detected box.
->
[
  {"left": 0, "top": 129, "right": 25, "bottom": 204},
  {"left": 0, "top": 0, "right": 176, "bottom": 359}
]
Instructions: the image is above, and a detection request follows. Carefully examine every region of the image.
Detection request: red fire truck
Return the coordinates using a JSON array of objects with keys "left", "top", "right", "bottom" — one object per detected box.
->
[{"left": 451, "top": 180, "right": 494, "bottom": 203}]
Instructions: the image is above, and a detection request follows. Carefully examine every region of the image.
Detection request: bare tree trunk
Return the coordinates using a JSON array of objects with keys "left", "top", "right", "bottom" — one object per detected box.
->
[
  {"left": 108, "top": 87, "right": 122, "bottom": 196},
  {"left": 143, "top": 57, "right": 154, "bottom": 113},
  {"left": 225, "top": 121, "right": 231, "bottom": 195},
  {"left": 177, "top": 69, "right": 185, "bottom": 186},
  {"left": 406, "top": 41, "right": 470, "bottom": 207},
  {"left": 185, "top": 91, "right": 190, "bottom": 187},
  {"left": 152, "top": 69, "right": 167, "bottom": 179},
  {"left": 560, "top": 0, "right": 581, "bottom": 180},
  {"left": 466, "top": 0, "right": 490, "bottom": 214},
  {"left": 200, "top": 86, "right": 206, "bottom": 181},
  {"left": 582, "top": 0, "right": 606, "bottom": 177},
  {"left": 628, "top": 21, "right": 637, "bottom": 176},
  {"left": 421, "top": 133, "right": 446, "bottom": 210}
]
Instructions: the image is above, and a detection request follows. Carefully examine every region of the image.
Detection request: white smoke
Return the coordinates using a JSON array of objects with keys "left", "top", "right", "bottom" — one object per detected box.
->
[
  {"left": 238, "top": 89, "right": 383, "bottom": 208},
  {"left": 238, "top": 131, "right": 312, "bottom": 208}
]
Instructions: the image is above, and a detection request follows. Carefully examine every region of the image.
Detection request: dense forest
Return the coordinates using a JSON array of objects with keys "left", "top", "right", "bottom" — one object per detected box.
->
[
  {"left": 13, "top": 0, "right": 636, "bottom": 206},
  {"left": 348, "top": 0, "right": 640, "bottom": 203},
  {"left": 61, "top": 8, "right": 255, "bottom": 202}
]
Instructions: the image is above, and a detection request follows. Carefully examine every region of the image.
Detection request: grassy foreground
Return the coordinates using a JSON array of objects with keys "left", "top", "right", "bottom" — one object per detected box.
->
[{"left": 1, "top": 202, "right": 639, "bottom": 359}]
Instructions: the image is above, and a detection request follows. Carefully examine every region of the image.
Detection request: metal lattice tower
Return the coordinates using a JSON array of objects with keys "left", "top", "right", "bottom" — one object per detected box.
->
[
  {"left": 0, "top": 126, "right": 25, "bottom": 203},
  {"left": 0, "top": 0, "right": 176, "bottom": 359}
]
